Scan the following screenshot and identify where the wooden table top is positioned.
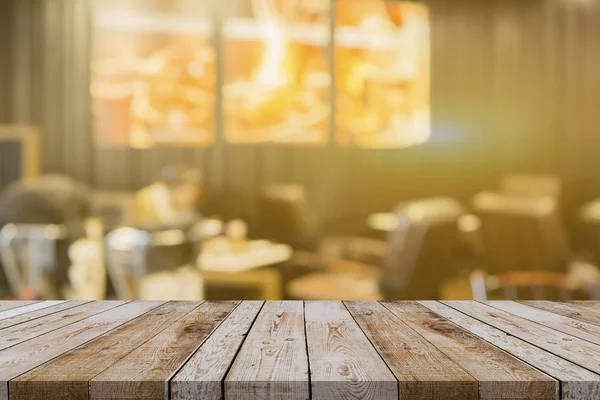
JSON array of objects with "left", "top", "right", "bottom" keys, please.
[{"left": 0, "top": 300, "right": 599, "bottom": 400}]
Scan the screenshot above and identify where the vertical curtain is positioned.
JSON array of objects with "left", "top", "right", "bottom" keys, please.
[{"left": 6, "top": 0, "right": 93, "bottom": 183}]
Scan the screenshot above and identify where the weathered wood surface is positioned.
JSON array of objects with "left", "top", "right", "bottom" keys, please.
[
  {"left": 522, "top": 301, "right": 600, "bottom": 326},
  {"left": 0, "top": 301, "right": 154, "bottom": 400},
  {"left": 171, "top": 301, "right": 264, "bottom": 400},
  {"left": 0, "top": 300, "right": 600, "bottom": 399},
  {"left": 224, "top": 301, "right": 310, "bottom": 400},
  {"left": 0, "top": 301, "right": 125, "bottom": 351},
  {"left": 0, "top": 301, "right": 38, "bottom": 314},
  {"left": 487, "top": 301, "right": 600, "bottom": 345},
  {"left": 443, "top": 301, "right": 600, "bottom": 375},
  {"left": 382, "top": 301, "right": 557, "bottom": 399},
  {"left": 305, "top": 301, "right": 397, "bottom": 400},
  {"left": 10, "top": 301, "right": 198, "bottom": 400},
  {"left": 345, "top": 301, "right": 478, "bottom": 400},
  {"left": 419, "top": 301, "right": 600, "bottom": 400},
  {"left": 90, "top": 301, "right": 238, "bottom": 400},
  {"left": 0, "top": 301, "right": 89, "bottom": 330}
]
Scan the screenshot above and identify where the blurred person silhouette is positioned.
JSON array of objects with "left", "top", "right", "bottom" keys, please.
[{"left": 127, "top": 165, "right": 204, "bottom": 229}]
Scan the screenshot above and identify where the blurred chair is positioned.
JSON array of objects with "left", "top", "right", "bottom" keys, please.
[
  {"left": 286, "top": 197, "right": 465, "bottom": 300},
  {"left": 105, "top": 225, "right": 205, "bottom": 300},
  {"left": 500, "top": 174, "right": 561, "bottom": 199},
  {"left": 256, "top": 185, "right": 320, "bottom": 252},
  {"left": 472, "top": 192, "right": 571, "bottom": 274},
  {"left": 378, "top": 197, "right": 465, "bottom": 299},
  {"left": 258, "top": 184, "right": 389, "bottom": 272},
  {"left": 0, "top": 223, "right": 67, "bottom": 299},
  {"left": 256, "top": 184, "right": 331, "bottom": 287},
  {"left": 470, "top": 269, "right": 570, "bottom": 300},
  {"left": 467, "top": 191, "right": 600, "bottom": 300},
  {"left": 104, "top": 227, "right": 150, "bottom": 300}
]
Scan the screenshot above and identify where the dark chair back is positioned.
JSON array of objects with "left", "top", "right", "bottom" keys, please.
[
  {"left": 379, "top": 197, "right": 464, "bottom": 299},
  {"left": 473, "top": 192, "right": 572, "bottom": 274},
  {"left": 257, "top": 185, "right": 320, "bottom": 251}
]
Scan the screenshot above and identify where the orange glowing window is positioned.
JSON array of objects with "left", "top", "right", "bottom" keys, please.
[
  {"left": 335, "top": 0, "right": 430, "bottom": 148},
  {"left": 91, "top": 0, "right": 215, "bottom": 148},
  {"left": 90, "top": 0, "right": 429, "bottom": 148},
  {"left": 223, "top": 0, "right": 331, "bottom": 145}
]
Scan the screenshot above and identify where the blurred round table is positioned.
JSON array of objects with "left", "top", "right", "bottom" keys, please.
[{"left": 197, "top": 238, "right": 292, "bottom": 300}]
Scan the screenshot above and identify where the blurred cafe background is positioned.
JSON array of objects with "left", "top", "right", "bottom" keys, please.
[{"left": 1, "top": 0, "right": 600, "bottom": 301}]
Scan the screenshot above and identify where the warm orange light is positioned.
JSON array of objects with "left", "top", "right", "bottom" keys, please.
[
  {"left": 335, "top": 0, "right": 429, "bottom": 148},
  {"left": 252, "top": 0, "right": 290, "bottom": 87}
]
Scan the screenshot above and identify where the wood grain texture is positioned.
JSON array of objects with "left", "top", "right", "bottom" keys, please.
[
  {"left": 0, "top": 301, "right": 66, "bottom": 322},
  {"left": 487, "top": 301, "right": 600, "bottom": 345},
  {"left": 0, "top": 301, "right": 159, "bottom": 400},
  {"left": 522, "top": 301, "right": 600, "bottom": 327},
  {"left": 567, "top": 301, "right": 600, "bottom": 306},
  {"left": 344, "top": 301, "right": 478, "bottom": 400},
  {"left": 382, "top": 301, "right": 557, "bottom": 399},
  {"left": 171, "top": 301, "right": 264, "bottom": 400},
  {"left": 0, "top": 301, "right": 89, "bottom": 331},
  {"left": 305, "top": 301, "right": 397, "bottom": 400},
  {"left": 0, "top": 301, "right": 38, "bottom": 314},
  {"left": 225, "top": 301, "right": 310, "bottom": 400},
  {"left": 90, "top": 301, "right": 238, "bottom": 400},
  {"left": 420, "top": 301, "right": 600, "bottom": 400},
  {"left": 0, "top": 301, "right": 120, "bottom": 351},
  {"left": 443, "top": 301, "right": 600, "bottom": 375},
  {"left": 10, "top": 301, "right": 200, "bottom": 400},
  {"left": 1, "top": 300, "right": 600, "bottom": 400},
  {"left": 383, "top": 302, "right": 559, "bottom": 399}
]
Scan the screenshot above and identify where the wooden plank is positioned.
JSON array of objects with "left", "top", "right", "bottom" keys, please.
[
  {"left": 523, "top": 301, "right": 600, "bottom": 327},
  {"left": 90, "top": 301, "right": 239, "bottom": 400},
  {"left": 0, "top": 301, "right": 65, "bottom": 319},
  {"left": 0, "top": 300, "right": 70, "bottom": 324},
  {"left": 0, "top": 301, "right": 89, "bottom": 330},
  {"left": 381, "top": 301, "right": 557, "bottom": 399},
  {"left": 344, "top": 301, "right": 478, "bottom": 400},
  {"left": 171, "top": 301, "right": 264, "bottom": 400},
  {"left": 420, "top": 301, "right": 600, "bottom": 400},
  {"left": 10, "top": 301, "right": 201, "bottom": 400},
  {"left": 443, "top": 301, "right": 600, "bottom": 375},
  {"left": 305, "top": 301, "right": 397, "bottom": 400},
  {"left": 0, "top": 301, "right": 160, "bottom": 400},
  {"left": 487, "top": 301, "right": 600, "bottom": 345},
  {"left": 0, "top": 301, "right": 127, "bottom": 351},
  {"left": 567, "top": 301, "right": 600, "bottom": 306},
  {"left": 225, "top": 301, "right": 310, "bottom": 400},
  {"left": 0, "top": 301, "right": 38, "bottom": 313}
]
